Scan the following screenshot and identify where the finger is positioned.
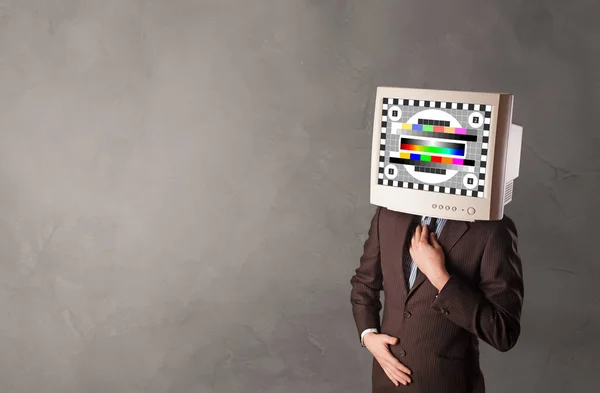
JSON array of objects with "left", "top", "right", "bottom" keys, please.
[
  {"left": 421, "top": 223, "right": 429, "bottom": 242},
  {"left": 390, "top": 368, "right": 411, "bottom": 385},
  {"left": 386, "top": 356, "right": 412, "bottom": 375},
  {"left": 378, "top": 334, "right": 392, "bottom": 345},
  {"left": 383, "top": 363, "right": 411, "bottom": 385},
  {"left": 414, "top": 225, "right": 421, "bottom": 239},
  {"left": 382, "top": 335, "right": 398, "bottom": 345},
  {"left": 382, "top": 364, "right": 409, "bottom": 386},
  {"left": 393, "top": 363, "right": 412, "bottom": 379},
  {"left": 380, "top": 351, "right": 409, "bottom": 374},
  {"left": 382, "top": 368, "right": 398, "bottom": 386},
  {"left": 381, "top": 366, "right": 399, "bottom": 387},
  {"left": 430, "top": 232, "right": 441, "bottom": 248}
]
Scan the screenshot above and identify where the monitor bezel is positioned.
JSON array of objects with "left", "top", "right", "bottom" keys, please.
[{"left": 370, "top": 86, "right": 511, "bottom": 221}]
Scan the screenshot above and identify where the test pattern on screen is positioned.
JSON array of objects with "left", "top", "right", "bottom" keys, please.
[{"left": 378, "top": 98, "right": 492, "bottom": 198}]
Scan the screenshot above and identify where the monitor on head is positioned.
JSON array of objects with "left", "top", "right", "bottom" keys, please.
[{"left": 370, "top": 87, "right": 522, "bottom": 221}]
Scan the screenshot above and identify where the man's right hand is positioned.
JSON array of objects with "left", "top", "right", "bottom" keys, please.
[{"left": 363, "top": 332, "right": 412, "bottom": 386}]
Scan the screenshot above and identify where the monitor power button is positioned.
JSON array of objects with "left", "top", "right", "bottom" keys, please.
[{"left": 467, "top": 207, "right": 476, "bottom": 215}]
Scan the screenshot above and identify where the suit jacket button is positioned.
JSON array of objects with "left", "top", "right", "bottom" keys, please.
[
  {"left": 404, "top": 311, "right": 411, "bottom": 319},
  {"left": 442, "top": 309, "right": 449, "bottom": 315},
  {"left": 398, "top": 349, "right": 406, "bottom": 356}
]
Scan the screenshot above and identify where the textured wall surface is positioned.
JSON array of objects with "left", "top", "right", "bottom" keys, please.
[{"left": 1, "top": 0, "right": 599, "bottom": 392}]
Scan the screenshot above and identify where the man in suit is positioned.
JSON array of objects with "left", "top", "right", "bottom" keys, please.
[{"left": 350, "top": 206, "right": 524, "bottom": 393}]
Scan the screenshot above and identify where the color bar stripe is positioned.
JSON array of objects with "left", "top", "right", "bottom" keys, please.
[
  {"left": 401, "top": 137, "right": 465, "bottom": 150},
  {"left": 400, "top": 144, "right": 463, "bottom": 156},
  {"left": 397, "top": 122, "right": 468, "bottom": 135}
]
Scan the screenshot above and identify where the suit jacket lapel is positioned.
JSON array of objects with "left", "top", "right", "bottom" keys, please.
[
  {"left": 407, "top": 219, "right": 470, "bottom": 298},
  {"left": 437, "top": 219, "right": 470, "bottom": 254}
]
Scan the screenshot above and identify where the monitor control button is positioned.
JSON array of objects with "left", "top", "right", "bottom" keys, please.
[
  {"left": 432, "top": 204, "right": 437, "bottom": 209},
  {"left": 445, "top": 205, "right": 450, "bottom": 210},
  {"left": 438, "top": 205, "right": 444, "bottom": 209},
  {"left": 452, "top": 206, "right": 457, "bottom": 211},
  {"left": 467, "top": 207, "right": 476, "bottom": 215}
]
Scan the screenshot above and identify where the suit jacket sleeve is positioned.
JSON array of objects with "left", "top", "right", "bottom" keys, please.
[
  {"left": 350, "top": 206, "right": 384, "bottom": 341},
  {"left": 431, "top": 215, "right": 524, "bottom": 352}
]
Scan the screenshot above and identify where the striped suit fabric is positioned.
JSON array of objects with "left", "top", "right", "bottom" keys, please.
[{"left": 350, "top": 207, "right": 524, "bottom": 393}]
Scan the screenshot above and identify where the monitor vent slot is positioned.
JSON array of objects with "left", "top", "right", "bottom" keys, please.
[{"left": 504, "top": 180, "right": 514, "bottom": 205}]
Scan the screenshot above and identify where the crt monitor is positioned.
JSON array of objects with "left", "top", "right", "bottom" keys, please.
[{"left": 370, "top": 86, "right": 522, "bottom": 221}]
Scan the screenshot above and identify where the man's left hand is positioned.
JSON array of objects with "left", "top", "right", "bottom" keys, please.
[{"left": 409, "top": 224, "right": 450, "bottom": 292}]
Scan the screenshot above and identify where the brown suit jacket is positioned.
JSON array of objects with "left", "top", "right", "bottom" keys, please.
[{"left": 350, "top": 207, "right": 524, "bottom": 393}]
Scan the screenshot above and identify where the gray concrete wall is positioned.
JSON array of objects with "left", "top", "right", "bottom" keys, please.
[{"left": 0, "top": 0, "right": 598, "bottom": 392}]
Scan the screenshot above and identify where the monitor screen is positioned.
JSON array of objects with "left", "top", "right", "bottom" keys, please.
[{"left": 378, "top": 97, "right": 492, "bottom": 198}]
